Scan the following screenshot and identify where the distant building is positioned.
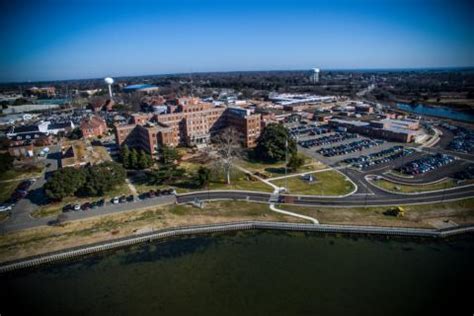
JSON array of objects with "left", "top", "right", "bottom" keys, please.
[
  {"left": 329, "top": 118, "right": 420, "bottom": 143},
  {"left": 80, "top": 115, "right": 108, "bottom": 138},
  {"left": 123, "top": 84, "right": 159, "bottom": 94},
  {"left": 26, "top": 86, "right": 56, "bottom": 97}
]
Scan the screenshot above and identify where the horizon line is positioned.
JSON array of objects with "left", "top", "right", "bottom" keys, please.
[{"left": 2, "top": 65, "right": 474, "bottom": 86}]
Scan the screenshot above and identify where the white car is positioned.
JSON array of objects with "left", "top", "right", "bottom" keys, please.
[
  {"left": 112, "top": 196, "right": 119, "bottom": 204},
  {"left": 73, "top": 204, "right": 81, "bottom": 211},
  {"left": 0, "top": 204, "right": 13, "bottom": 212}
]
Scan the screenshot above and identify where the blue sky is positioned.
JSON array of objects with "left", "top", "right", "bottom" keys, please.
[{"left": 1, "top": 0, "right": 473, "bottom": 82}]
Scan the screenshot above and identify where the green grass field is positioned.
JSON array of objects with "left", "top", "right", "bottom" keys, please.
[
  {"left": 372, "top": 178, "right": 472, "bottom": 193},
  {"left": 270, "top": 170, "right": 354, "bottom": 196},
  {"left": 236, "top": 155, "right": 325, "bottom": 179}
]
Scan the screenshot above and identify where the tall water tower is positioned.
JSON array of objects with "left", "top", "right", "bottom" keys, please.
[
  {"left": 104, "top": 77, "right": 114, "bottom": 99},
  {"left": 310, "top": 68, "right": 320, "bottom": 84}
]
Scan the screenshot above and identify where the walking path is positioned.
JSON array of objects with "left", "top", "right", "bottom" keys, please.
[
  {"left": 267, "top": 167, "right": 333, "bottom": 181},
  {"left": 269, "top": 203, "right": 319, "bottom": 224},
  {"left": 234, "top": 164, "right": 279, "bottom": 190}
]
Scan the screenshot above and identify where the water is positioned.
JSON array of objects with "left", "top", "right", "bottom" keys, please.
[
  {"left": 1, "top": 231, "right": 473, "bottom": 316},
  {"left": 396, "top": 103, "right": 474, "bottom": 122},
  {"left": 36, "top": 98, "right": 67, "bottom": 105}
]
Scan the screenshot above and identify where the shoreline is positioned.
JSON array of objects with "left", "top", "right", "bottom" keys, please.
[{"left": 1, "top": 220, "right": 473, "bottom": 274}]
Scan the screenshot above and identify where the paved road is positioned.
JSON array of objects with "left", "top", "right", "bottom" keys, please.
[
  {"left": 5, "top": 145, "right": 61, "bottom": 229},
  {"left": 0, "top": 195, "right": 176, "bottom": 233},
  {"left": 1, "top": 129, "right": 472, "bottom": 234}
]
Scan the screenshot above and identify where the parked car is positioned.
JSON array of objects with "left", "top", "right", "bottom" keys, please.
[
  {"left": 112, "top": 196, "right": 120, "bottom": 204},
  {"left": 73, "top": 204, "right": 81, "bottom": 211},
  {"left": 0, "top": 204, "right": 13, "bottom": 212},
  {"left": 62, "top": 204, "right": 73, "bottom": 212}
]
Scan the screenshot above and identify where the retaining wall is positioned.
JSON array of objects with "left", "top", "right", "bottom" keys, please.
[{"left": 1, "top": 221, "right": 473, "bottom": 273}]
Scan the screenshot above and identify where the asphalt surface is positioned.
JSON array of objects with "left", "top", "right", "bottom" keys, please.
[{"left": 1, "top": 129, "right": 473, "bottom": 234}]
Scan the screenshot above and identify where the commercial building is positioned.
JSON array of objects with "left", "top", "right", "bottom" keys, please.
[
  {"left": 115, "top": 97, "right": 261, "bottom": 155},
  {"left": 329, "top": 118, "right": 420, "bottom": 143},
  {"left": 122, "top": 84, "right": 159, "bottom": 94},
  {"left": 26, "top": 86, "right": 56, "bottom": 97}
]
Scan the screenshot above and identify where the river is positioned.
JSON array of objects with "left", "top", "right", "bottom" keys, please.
[
  {"left": 396, "top": 103, "right": 474, "bottom": 122},
  {"left": 1, "top": 231, "right": 473, "bottom": 316}
]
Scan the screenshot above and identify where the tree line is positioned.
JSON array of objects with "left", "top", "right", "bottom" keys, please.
[{"left": 44, "top": 162, "right": 126, "bottom": 200}]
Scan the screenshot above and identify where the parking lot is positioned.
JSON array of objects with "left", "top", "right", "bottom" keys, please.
[
  {"left": 296, "top": 129, "right": 405, "bottom": 166},
  {"left": 396, "top": 153, "right": 455, "bottom": 176},
  {"left": 341, "top": 146, "right": 417, "bottom": 171}
]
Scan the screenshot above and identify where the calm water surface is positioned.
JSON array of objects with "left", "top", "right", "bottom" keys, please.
[
  {"left": 396, "top": 103, "right": 474, "bottom": 122},
  {"left": 1, "top": 231, "right": 473, "bottom": 316}
]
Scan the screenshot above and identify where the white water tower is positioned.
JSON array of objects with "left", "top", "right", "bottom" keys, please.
[
  {"left": 311, "top": 68, "right": 320, "bottom": 83},
  {"left": 104, "top": 77, "right": 114, "bottom": 99}
]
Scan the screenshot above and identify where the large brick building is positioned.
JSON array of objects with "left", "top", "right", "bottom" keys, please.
[
  {"left": 115, "top": 97, "right": 261, "bottom": 155},
  {"left": 80, "top": 115, "right": 108, "bottom": 138}
]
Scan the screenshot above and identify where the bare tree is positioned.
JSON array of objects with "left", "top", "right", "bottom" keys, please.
[
  {"left": 121, "top": 92, "right": 143, "bottom": 112},
  {"left": 214, "top": 127, "right": 241, "bottom": 185}
]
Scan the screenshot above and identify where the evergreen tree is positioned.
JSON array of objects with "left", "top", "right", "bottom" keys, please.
[
  {"left": 287, "top": 153, "right": 305, "bottom": 171},
  {"left": 44, "top": 167, "right": 86, "bottom": 200},
  {"left": 160, "top": 146, "right": 181, "bottom": 165},
  {"left": 121, "top": 145, "right": 130, "bottom": 168},
  {"left": 195, "top": 166, "right": 211, "bottom": 188},
  {"left": 254, "top": 123, "right": 296, "bottom": 162},
  {"left": 129, "top": 149, "right": 138, "bottom": 169},
  {"left": 138, "top": 150, "right": 152, "bottom": 169}
]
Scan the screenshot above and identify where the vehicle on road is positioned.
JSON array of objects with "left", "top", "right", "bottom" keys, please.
[
  {"left": 0, "top": 204, "right": 13, "bottom": 212},
  {"left": 112, "top": 196, "right": 120, "bottom": 204}
]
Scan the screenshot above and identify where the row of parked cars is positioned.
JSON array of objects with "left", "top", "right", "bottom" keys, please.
[
  {"left": 343, "top": 146, "right": 414, "bottom": 170},
  {"left": 446, "top": 126, "right": 474, "bottom": 154},
  {"left": 62, "top": 188, "right": 177, "bottom": 213},
  {"left": 298, "top": 132, "right": 358, "bottom": 149},
  {"left": 396, "top": 153, "right": 454, "bottom": 175},
  {"left": 454, "top": 164, "right": 474, "bottom": 181},
  {"left": 289, "top": 124, "right": 331, "bottom": 137},
  {"left": 0, "top": 179, "right": 36, "bottom": 212},
  {"left": 318, "top": 139, "right": 384, "bottom": 157}
]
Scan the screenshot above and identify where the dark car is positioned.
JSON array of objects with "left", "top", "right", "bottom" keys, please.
[
  {"left": 119, "top": 195, "right": 127, "bottom": 203},
  {"left": 62, "top": 204, "right": 73, "bottom": 212},
  {"left": 126, "top": 195, "right": 135, "bottom": 202},
  {"left": 81, "top": 202, "right": 92, "bottom": 210},
  {"left": 97, "top": 199, "right": 105, "bottom": 207},
  {"left": 17, "top": 180, "right": 33, "bottom": 191}
]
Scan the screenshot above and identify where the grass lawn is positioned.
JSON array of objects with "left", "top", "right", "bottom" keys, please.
[
  {"left": 208, "top": 177, "right": 273, "bottom": 192},
  {"left": 270, "top": 170, "right": 354, "bottom": 196},
  {"left": 131, "top": 164, "right": 274, "bottom": 194},
  {"left": 0, "top": 167, "right": 43, "bottom": 182},
  {"left": 372, "top": 178, "right": 472, "bottom": 193},
  {"left": 237, "top": 155, "right": 325, "bottom": 178},
  {"left": 279, "top": 198, "right": 474, "bottom": 228},
  {"left": 0, "top": 180, "right": 22, "bottom": 203},
  {"left": 31, "top": 183, "right": 133, "bottom": 218},
  {"left": 0, "top": 200, "right": 296, "bottom": 263}
]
